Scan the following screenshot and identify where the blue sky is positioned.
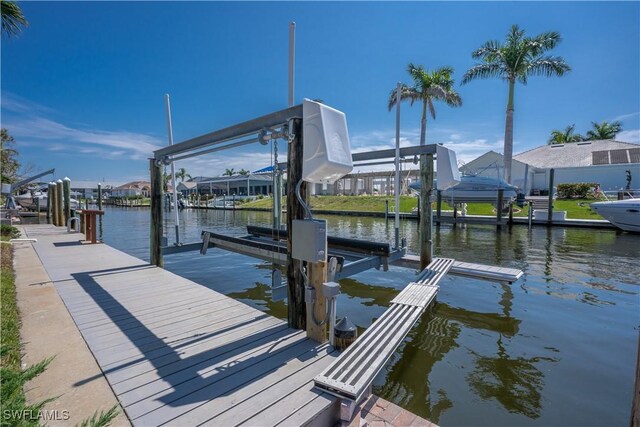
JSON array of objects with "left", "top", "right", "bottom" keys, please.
[{"left": 2, "top": 1, "right": 639, "bottom": 182}]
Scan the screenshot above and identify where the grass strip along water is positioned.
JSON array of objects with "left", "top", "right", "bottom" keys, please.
[
  {"left": 239, "top": 195, "right": 605, "bottom": 220},
  {"left": 0, "top": 225, "right": 119, "bottom": 427}
]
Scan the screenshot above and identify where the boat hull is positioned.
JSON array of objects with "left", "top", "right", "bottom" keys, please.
[
  {"left": 590, "top": 199, "right": 640, "bottom": 232},
  {"left": 410, "top": 176, "right": 518, "bottom": 204},
  {"left": 16, "top": 195, "right": 79, "bottom": 212}
]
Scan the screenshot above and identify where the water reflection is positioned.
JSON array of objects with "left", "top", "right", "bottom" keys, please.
[
  {"left": 226, "top": 282, "right": 288, "bottom": 320},
  {"left": 98, "top": 207, "right": 639, "bottom": 427},
  {"left": 375, "top": 307, "right": 459, "bottom": 423},
  {"left": 467, "top": 337, "right": 558, "bottom": 419}
]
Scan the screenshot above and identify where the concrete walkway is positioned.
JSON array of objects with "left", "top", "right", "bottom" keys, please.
[{"left": 13, "top": 226, "right": 130, "bottom": 426}]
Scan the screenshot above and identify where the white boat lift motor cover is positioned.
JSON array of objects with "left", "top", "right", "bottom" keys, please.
[
  {"left": 302, "top": 99, "right": 353, "bottom": 184},
  {"left": 436, "top": 145, "right": 460, "bottom": 190}
]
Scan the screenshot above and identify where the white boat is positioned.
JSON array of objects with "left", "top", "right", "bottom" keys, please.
[
  {"left": 16, "top": 192, "right": 79, "bottom": 212},
  {"left": 590, "top": 198, "right": 640, "bottom": 232},
  {"left": 409, "top": 175, "right": 518, "bottom": 203}
]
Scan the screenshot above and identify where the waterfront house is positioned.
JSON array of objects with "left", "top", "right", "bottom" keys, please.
[
  {"left": 461, "top": 140, "right": 640, "bottom": 194},
  {"left": 112, "top": 181, "right": 152, "bottom": 197},
  {"left": 70, "top": 181, "right": 125, "bottom": 199}
]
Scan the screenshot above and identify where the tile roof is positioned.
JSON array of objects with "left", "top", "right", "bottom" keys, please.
[{"left": 514, "top": 140, "right": 640, "bottom": 168}]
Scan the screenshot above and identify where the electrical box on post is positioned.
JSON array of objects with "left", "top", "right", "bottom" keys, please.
[
  {"left": 292, "top": 219, "right": 327, "bottom": 263},
  {"left": 302, "top": 99, "right": 353, "bottom": 184}
]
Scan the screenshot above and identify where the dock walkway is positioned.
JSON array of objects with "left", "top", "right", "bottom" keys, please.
[{"left": 21, "top": 225, "right": 339, "bottom": 426}]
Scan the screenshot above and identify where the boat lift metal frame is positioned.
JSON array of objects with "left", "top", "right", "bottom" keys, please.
[{"left": 153, "top": 104, "right": 522, "bottom": 285}]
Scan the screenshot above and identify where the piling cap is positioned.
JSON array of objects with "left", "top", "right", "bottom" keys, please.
[{"left": 334, "top": 316, "right": 357, "bottom": 338}]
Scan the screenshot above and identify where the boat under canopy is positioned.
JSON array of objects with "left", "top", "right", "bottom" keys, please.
[{"left": 410, "top": 175, "right": 518, "bottom": 203}]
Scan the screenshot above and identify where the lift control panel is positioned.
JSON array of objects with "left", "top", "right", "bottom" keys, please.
[{"left": 292, "top": 219, "right": 327, "bottom": 263}]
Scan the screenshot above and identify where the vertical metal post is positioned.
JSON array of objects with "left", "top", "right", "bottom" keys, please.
[
  {"left": 288, "top": 21, "right": 296, "bottom": 107},
  {"left": 547, "top": 168, "right": 555, "bottom": 224},
  {"left": 97, "top": 183, "right": 103, "bottom": 241},
  {"left": 436, "top": 190, "right": 442, "bottom": 222},
  {"left": 394, "top": 83, "right": 401, "bottom": 249},
  {"left": 150, "top": 159, "right": 164, "bottom": 267},
  {"left": 165, "top": 94, "right": 180, "bottom": 245}
]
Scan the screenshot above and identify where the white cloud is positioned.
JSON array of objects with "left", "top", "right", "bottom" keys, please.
[
  {"left": 612, "top": 112, "right": 640, "bottom": 123},
  {"left": 1, "top": 92, "right": 54, "bottom": 115},
  {"left": 617, "top": 129, "right": 640, "bottom": 144},
  {"left": 2, "top": 94, "right": 163, "bottom": 160}
]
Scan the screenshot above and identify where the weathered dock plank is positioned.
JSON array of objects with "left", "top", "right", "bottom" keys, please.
[{"left": 22, "top": 225, "right": 338, "bottom": 426}]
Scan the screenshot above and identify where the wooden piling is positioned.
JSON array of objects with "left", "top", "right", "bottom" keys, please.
[
  {"left": 307, "top": 261, "right": 328, "bottom": 343},
  {"left": 56, "top": 180, "right": 64, "bottom": 226},
  {"left": 419, "top": 153, "right": 434, "bottom": 269},
  {"left": 63, "top": 177, "right": 71, "bottom": 225},
  {"left": 436, "top": 190, "right": 442, "bottom": 222},
  {"left": 46, "top": 182, "right": 53, "bottom": 222},
  {"left": 50, "top": 182, "right": 58, "bottom": 226},
  {"left": 547, "top": 168, "right": 555, "bottom": 224},
  {"left": 286, "top": 118, "right": 307, "bottom": 330},
  {"left": 497, "top": 188, "right": 504, "bottom": 230},
  {"left": 150, "top": 158, "right": 164, "bottom": 267}
]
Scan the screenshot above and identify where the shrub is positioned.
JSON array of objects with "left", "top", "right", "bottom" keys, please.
[
  {"left": 0, "top": 225, "right": 20, "bottom": 239},
  {"left": 557, "top": 183, "right": 597, "bottom": 199}
]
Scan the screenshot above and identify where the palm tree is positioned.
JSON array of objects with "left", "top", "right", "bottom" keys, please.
[
  {"left": 462, "top": 25, "right": 571, "bottom": 183},
  {"left": 388, "top": 64, "right": 461, "bottom": 269},
  {"left": 1, "top": 1, "right": 28, "bottom": 38},
  {"left": 176, "top": 167, "right": 191, "bottom": 182},
  {"left": 548, "top": 124, "right": 583, "bottom": 145},
  {"left": 586, "top": 120, "right": 622, "bottom": 140},
  {"left": 238, "top": 169, "right": 250, "bottom": 176},
  {"left": 223, "top": 168, "right": 235, "bottom": 176},
  {"left": 388, "top": 63, "right": 462, "bottom": 146}
]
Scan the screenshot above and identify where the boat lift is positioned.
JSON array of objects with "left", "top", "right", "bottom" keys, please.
[
  {"left": 2, "top": 168, "right": 55, "bottom": 210},
  {"left": 150, "top": 100, "right": 522, "bottom": 332}
]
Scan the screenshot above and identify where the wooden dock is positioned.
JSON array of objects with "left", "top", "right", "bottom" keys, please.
[{"left": 21, "top": 224, "right": 339, "bottom": 426}]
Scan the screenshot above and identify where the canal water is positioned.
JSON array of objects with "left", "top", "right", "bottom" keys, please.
[{"left": 100, "top": 206, "right": 638, "bottom": 426}]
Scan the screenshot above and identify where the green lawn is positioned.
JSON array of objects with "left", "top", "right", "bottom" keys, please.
[
  {"left": 242, "top": 195, "right": 418, "bottom": 212},
  {"left": 241, "top": 195, "right": 605, "bottom": 220}
]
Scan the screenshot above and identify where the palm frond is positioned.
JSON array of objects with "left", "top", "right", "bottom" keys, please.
[
  {"left": 471, "top": 40, "right": 501, "bottom": 59},
  {"left": 1, "top": 1, "right": 28, "bottom": 38},
  {"left": 527, "top": 31, "right": 562, "bottom": 56},
  {"left": 387, "top": 84, "right": 418, "bottom": 111},
  {"left": 461, "top": 63, "right": 504, "bottom": 84},
  {"left": 527, "top": 56, "right": 571, "bottom": 78}
]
